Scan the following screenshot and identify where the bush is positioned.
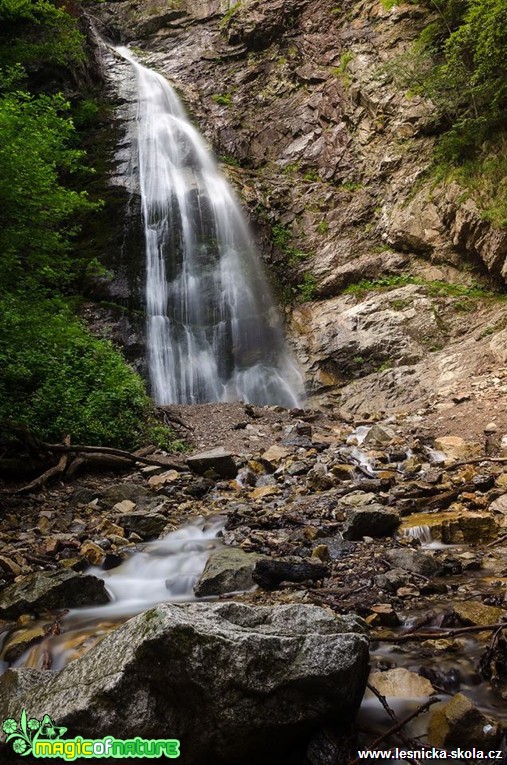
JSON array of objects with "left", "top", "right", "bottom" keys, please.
[{"left": 0, "top": 296, "right": 151, "bottom": 448}]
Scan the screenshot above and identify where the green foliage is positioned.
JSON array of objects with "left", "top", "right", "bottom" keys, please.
[
  {"left": 220, "top": 2, "right": 241, "bottom": 29},
  {"left": 297, "top": 273, "right": 318, "bottom": 302},
  {"left": 211, "top": 93, "right": 232, "bottom": 107},
  {"left": 343, "top": 274, "right": 504, "bottom": 300},
  {"left": 0, "top": 0, "right": 85, "bottom": 68},
  {"left": 146, "top": 424, "right": 188, "bottom": 453},
  {"left": 220, "top": 154, "right": 240, "bottom": 167},
  {"left": 316, "top": 220, "right": 329, "bottom": 234},
  {"left": 0, "top": 0, "right": 156, "bottom": 450},
  {"left": 302, "top": 169, "right": 319, "bottom": 182},
  {"left": 0, "top": 296, "right": 151, "bottom": 448},
  {"left": 0, "top": 86, "right": 98, "bottom": 291},
  {"left": 384, "top": 0, "right": 507, "bottom": 226},
  {"left": 271, "top": 223, "right": 309, "bottom": 266}
]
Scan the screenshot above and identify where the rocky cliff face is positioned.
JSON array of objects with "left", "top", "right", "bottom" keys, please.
[{"left": 86, "top": 0, "right": 507, "bottom": 426}]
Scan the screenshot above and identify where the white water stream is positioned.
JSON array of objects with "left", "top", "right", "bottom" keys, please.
[
  {"left": 1, "top": 517, "right": 225, "bottom": 673},
  {"left": 117, "top": 47, "right": 303, "bottom": 407}
]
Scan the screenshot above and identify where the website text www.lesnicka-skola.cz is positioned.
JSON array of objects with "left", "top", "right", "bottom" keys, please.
[{"left": 356, "top": 747, "right": 504, "bottom": 760}]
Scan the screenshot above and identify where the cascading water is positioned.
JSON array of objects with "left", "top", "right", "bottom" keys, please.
[
  {"left": 117, "top": 47, "right": 303, "bottom": 407},
  {"left": 0, "top": 517, "right": 225, "bottom": 674}
]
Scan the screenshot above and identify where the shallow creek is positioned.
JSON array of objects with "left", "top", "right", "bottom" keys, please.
[{"left": 1, "top": 428, "right": 506, "bottom": 750}]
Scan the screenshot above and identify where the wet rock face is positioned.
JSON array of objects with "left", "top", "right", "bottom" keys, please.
[
  {"left": 0, "top": 602, "right": 369, "bottom": 765},
  {"left": 0, "top": 571, "right": 109, "bottom": 620},
  {"left": 84, "top": 0, "right": 507, "bottom": 416}
]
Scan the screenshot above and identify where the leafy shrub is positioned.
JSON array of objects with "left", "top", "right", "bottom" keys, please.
[{"left": 0, "top": 296, "right": 151, "bottom": 448}]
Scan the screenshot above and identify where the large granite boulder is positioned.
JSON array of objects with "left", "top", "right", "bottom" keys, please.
[
  {"left": 0, "top": 602, "right": 369, "bottom": 764},
  {"left": 194, "top": 547, "right": 265, "bottom": 596}
]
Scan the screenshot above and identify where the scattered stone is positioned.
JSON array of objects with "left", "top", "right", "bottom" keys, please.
[
  {"left": 428, "top": 693, "right": 502, "bottom": 748},
  {"left": 342, "top": 505, "right": 400, "bottom": 540},
  {"left": 96, "top": 519, "right": 125, "bottom": 538},
  {"left": 260, "top": 444, "right": 290, "bottom": 469},
  {"left": 384, "top": 548, "right": 441, "bottom": 577},
  {"left": 80, "top": 540, "right": 106, "bottom": 566},
  {"left": 187, "top": 447, "right": 237, "bottom": 478},
  {"left": 433, "top": 436, "right": 470, "bottom": 461},
  {"left": 0, "top": 603, "right": 369, "bottom": 765},
  {"left": 194, "top": 548, "right": 265, "bottom": 597},
  {"left": 0, "top": 555, "right": 22, "bottom": 577},
  {"left": 367, "top": 668, "right": 435, "bottom": 699},
  {"left": 374, "top": 568, "right": 411, "bottom": 593},
  {"left": 363, "top": 424, "right": 396, "bottom": 446},
  {"left": 116, "top": 511, "right": 167, "bottom": 540},
  {"left": 312, "top": 544, "right": 330, "bottom": 562},
  {"left": 2, "top": 624, "right": 47, "bottom": 662},
  {"left": 366, "top": 604, "right": 400, "bottom": 628},
  {"left": 0, "top": 570, "right": 109, "bottom": 619},
  {"left": 102, "top": 483, "right": 150, "bottom": 506},
  {"left": 249, "top": 485, "right": 280, "bottom": 500},
  {"left": 112, "top": 499, "right": 136, "bottom": 514},
  {"left": 147, "top": 469, "right": 179, "bottom": 488},
  {"left": 452, "top": 601, "right": 505, "bottom": 627}
]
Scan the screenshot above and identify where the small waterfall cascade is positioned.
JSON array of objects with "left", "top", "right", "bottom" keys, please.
[
  {"left": 0, "top": 518, "right": 225, "bottom": 674},
  {"left": 117, "top": 47, "right": 303, "bottom": 407}
]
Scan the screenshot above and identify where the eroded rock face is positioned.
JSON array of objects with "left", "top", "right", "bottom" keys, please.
[
  {"left": 0, "top": 602, "right": 369, "bottom": 765},
  {"left": 84, "top": 0, "right": 507, "bottom": 417}
]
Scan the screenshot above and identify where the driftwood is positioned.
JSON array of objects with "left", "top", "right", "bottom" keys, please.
[
  {"left": 42, "top": 442, "right": 185, "bottom": 470},
  {"left": 252, "top": 559, "right": 329, "bottom": 590},
  {"left": 372, "top": 621, "right": 507, "bottom": 643},
  {"left": 4, "top": 437, "right": 71, "bottom": 495},
  {"left": 347, "top": 698, "right": 439, "bottom": 765},
  {"left": 2, "top": 440, "right": 185, "bottom": 495}
]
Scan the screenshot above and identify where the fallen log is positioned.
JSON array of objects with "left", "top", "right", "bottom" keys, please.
[{"left": 41, "top": 442, "right": 185, "bottom": 470}]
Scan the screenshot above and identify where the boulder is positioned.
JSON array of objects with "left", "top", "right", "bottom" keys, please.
[
  {"left": 384, "top": 548, "right": 441, "bottom": 577},
  {"left": 194, "top": 547, "right": 264, "bottom": 597},
  {"left": 433, "top": 436, "right": 469, "bottom": 461},
  {"left": 452, "top": 601, "right": 505, "bottom": 627},
  {"left": 116, "top": 510, "right": 167, "bottom": 539},
  {"left": 0, "top": 570, "right": 109, "bottom": 619},
  {"left": 363, "top": 424, "right": 396, "bottom": 447},
  {"left": 367, "top": 668, "right": 435, "bottom": 699},
  {"left": 0, "top": 603, "right": 369, "bottom": 765},
  {"left": 187, "top": 447, "right": 237, "bottom": 478},
  {"left": 342, "top": 504, "right": 400, "bottom": 540},
  {"left": 428, "top": 693, "right": 502, "bottom": 749},
  {"left": 102, "top": 482, "right": 150, "bottom": 506}
]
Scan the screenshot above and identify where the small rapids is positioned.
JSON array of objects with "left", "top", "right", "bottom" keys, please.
[{"left": 0, "top": 517, "right": 225, "bottom": 674}]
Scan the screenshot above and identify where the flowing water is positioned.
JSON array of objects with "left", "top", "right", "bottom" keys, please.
[
  {"left": 0, "top": 517, "right": 225, "bottom": 674},
  {"left": 117, "top": 47, "right": 303, "bottom": 407}
]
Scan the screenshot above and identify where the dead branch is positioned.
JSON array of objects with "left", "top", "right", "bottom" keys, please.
[
  {"left": 486, "top": 534, "right": 507, "bottom": 549},
  {"left": 41, "top": 442, "right": 185, "bottom": 470},
  {"left": 347, "top": 698, "right": 439, "bottom": 765},
  {"left": 447, "top": 457, "right": 507, "bottom": 469},
  {"left": 372, "top": 621, "right": 507, "bottom": 643},
  {"left": 5, "top": 436, "right": 71, "bottom": 495},
  {"left": 156, "top": 407, "right": 194, "bottom": 432}
]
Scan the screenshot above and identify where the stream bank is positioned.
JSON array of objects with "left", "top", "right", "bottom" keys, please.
[{"left": 1, "top": 403, "right": 507, "bottom": 762}]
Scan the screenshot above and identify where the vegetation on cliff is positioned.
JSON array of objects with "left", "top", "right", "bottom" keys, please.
[
  {"left": 405, "top": 0, "right": 507, "bottom": 225},
  {"left": 0, "top": 0, "right": 154, "bottom": 450}
]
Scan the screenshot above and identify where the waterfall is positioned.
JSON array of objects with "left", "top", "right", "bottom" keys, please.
[{"left": 116, "top": 47, "right": 303, "bottom": 407}]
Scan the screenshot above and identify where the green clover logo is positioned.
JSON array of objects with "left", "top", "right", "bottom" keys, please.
[{"left": 1, "top": 709, "right": 65, "bottom": 758}]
